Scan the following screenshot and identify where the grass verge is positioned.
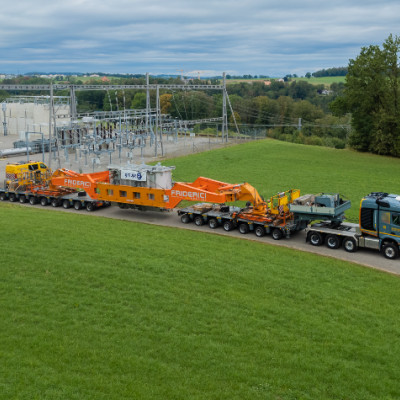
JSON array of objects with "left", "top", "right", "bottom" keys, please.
[{"left": 1, "top": 203, "right": 400, "bottom": 399}]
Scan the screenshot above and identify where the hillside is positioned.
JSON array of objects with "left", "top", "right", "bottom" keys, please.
[{"left": 167, "top": 139, "right": 400, "bottom": 222}]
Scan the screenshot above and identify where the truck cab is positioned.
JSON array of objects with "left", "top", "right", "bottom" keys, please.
[
  {"left": 5, "top": 161, "right": 50, "bottom": 187},
  {"left": 359, "top": 192, "right": 400, "bottom": 259}
]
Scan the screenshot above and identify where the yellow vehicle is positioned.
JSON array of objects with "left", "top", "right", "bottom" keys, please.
[{"left": 5, "top": 161, "right": 51, "bottom": 187}]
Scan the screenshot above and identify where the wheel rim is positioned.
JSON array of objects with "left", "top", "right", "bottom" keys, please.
[
  {"left": 345, "top": 240, "right": 354, "bottom": 251},
  {"left": 327, "top": 237, "right": 337, "bottom": 247},
  {"left": 255, "top": 227, "right": 264, "bottom": 237},
  {"left": 310, "top": 234, "right": 320, "bottom": 245},
  {"left": 223, "top": 222, "right": 231, "bottom": 231},
  {"left": 385, "top": 246, "right": 395, "bottom": 258}
]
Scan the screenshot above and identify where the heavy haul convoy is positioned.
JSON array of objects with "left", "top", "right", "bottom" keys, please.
[{"left": 1, "top": 161, "right": 400, "bottom": 260}]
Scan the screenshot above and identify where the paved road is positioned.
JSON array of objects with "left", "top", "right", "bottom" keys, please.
[{"left": 21, "top": 202, "right": 400, "bottom": 276}]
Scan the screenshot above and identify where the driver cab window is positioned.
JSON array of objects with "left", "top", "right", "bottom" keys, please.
[{"left": 392, "top": 213, "right": 400, "bottom": 226}]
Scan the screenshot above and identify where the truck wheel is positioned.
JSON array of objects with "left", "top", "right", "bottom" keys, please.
[
  {"left": 86, "top": 202, "right": 95, "bottom": 212},
  {"left": 180, "top": 213, "right": 190, "bottom": 224},
  {"left": 272, "top": 228, "right": 283, "bottom": 240},
  {"left": 74, "top": 201, "right": 82, "bottom": 210},
  {"left": 208, "top": 218, "right": 218, "bottom": 229},
  {"left": 382, "top": 243, "right": 399, "bottom": 260},
  {"left": 194, "top": 216, "right": 204, "bottom": 226},
  {"left": 40, "top": 197, "right": 48, "bottom": 206},
  {"left": 0, "top": 192, "right": 6, "bottom": 201},
  {"left": 9, "top": 193, "right": 16, "bottom": 202},
  {"left": 238, "top": 223, "right": 249, "bottom": 234},
  {"left": 326, "top": 234, "right": 340, "bottom": 249},
  {"left": 223, "top": 220, "right": 234, "bottom": 231},
  {"left": 309, "top": 231, "right": 323, "bottom": 246},
  {"left": 19, "top": 195, "right": 26, "bottom": 203},
  {"left": 62, "top": 199, "right": 71, "bottom": 209},
  {"left": 254, "top": 225, "right": 265, "bottom": 237},
  {"left": 51, "top": 198, "right": 60, "bottom": 207},
  {"left": 343, "top": 237, "right": 357, "bottom": 253},
  {"left": 29, "top": 196, "right": 37, "bottom": 205}
]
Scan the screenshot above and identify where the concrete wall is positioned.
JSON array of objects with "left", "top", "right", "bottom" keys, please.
[{"left": 0, "top": 102, "right": 70, "bottom": 138}]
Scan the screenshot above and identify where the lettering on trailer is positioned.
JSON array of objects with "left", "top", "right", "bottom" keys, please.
[
  {"left": 171, "top": 190, "right": 207, "bottom": 201},
  {"left": 64, "top": 178, "right": 91, "bottom": 189},
  {"left": 121, "top": 169, "right": 147, "bottom": 182}
]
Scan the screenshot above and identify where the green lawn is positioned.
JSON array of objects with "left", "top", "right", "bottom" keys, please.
[
  {"left": 167, "top": 139, "right": 400, "bottom": 221},
  {"left": 1, "top": 203, "right": 400, "bottom": 400}
]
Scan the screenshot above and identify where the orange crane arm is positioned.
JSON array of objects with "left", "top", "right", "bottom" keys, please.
[{"left": 50, "top": 168, "right": 110, "bottom": 199}]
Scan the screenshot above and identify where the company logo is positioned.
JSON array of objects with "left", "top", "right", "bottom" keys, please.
[
  {"left": 171, "top": 190, "right": 206, "bottom": 200},
  {"left": 64, "top": 179, "right": 91, "bottom": 189}
]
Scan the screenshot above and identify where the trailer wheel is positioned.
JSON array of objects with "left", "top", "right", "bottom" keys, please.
[
  {"left": 208, "top": 218, "right": 218, "bottom": 229},
  {"left": 343, "top": 237, "right": 357, "bottom": 253},
  {"left": 194, "top": 216, "right": 204, "bottom": 226},
  {"left": 62, "top": 199, "right": 71, "bottom": 209},
  {"left": 309, "top": 231, "right": 323, "bottom": 246},
  {"left": 29, "top": 196, "right": 37, "bottom": 205},
  {"left": 19, "top": 195, "right": 26, "bottom": 203},
  {"left": 254, "top": 225, "right": 265, "bottom": 237},
  {"left": 9, "top": 193, "right": 16, "bottom": 202},
  {"left": 238, "top": 223, "right": 249, "bottom": 234},
  {"left": 272, "top": 228, "right": 283, "bottom": 240},
  {"left": 86, "top": 202, "right": 95, "bottom": 212},
  {"left": 74, "top": 201, "right": 82, "bottom": 210},
  {"left": 40, "top": 197, "right": 48, "bottom": 206},
  {"left": 382, "top": 243, "right": 399, "bottom": 260},
  {"left": 223, "top": 220, "right": 234, "bottom": 231},
  {"left": 180, "top": 213, "right": 190, "bottom": 224},
  {"left": 326, "top": 234, "right": 340, "bottom": 249},
  {"left": 51, "top": 198, "right": 60, "bottom": 207},
  {"left": 0, "top": 192, "right": 6, "bottom": 201}
]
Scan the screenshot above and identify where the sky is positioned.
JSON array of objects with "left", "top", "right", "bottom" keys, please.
[{"left": 0, "top": 0, "right": 399, "bottom": 77}]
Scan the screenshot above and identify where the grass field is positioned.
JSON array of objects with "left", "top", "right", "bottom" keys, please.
[
  {"left": 1, "top": 203, "right": 400, "bottom": 400},
  {"left": 167, "top": 139, "right": 400, "bottom": 221}
]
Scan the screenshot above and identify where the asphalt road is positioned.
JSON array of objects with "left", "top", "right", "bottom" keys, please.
[{"left": 20, "top": 202, "right": 400, "bottom": 276}]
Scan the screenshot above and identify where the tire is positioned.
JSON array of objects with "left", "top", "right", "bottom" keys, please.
[
  {"left": 343, "top": 237, "right": 357, "bottom": 253},
  {"left": 309, "top": 231, "right": 323, "bottom": 246},
  {"left": 180, "top": 213, "right": 190, "bottom": 224},
  {"left": 272, "top": 228, "right": 283, "bottom": 240},
  {"left": 74, "top": 201, "right": 82, "bottom": 210},
  {"left": 51, "top": 198, "right": 60, "bottom": 207},
  {"left": 29, "top": 196, "right": 37, "bottom": 205},
  {"left": 40, "top": 197, "right": 48, "bottom": 206},
  {"left": 86, "top": 202, "right": 95, "bottom": 212},
  {"left": 194, "top": 215, "right": 204, "bottom": 226},
  {"left": 63, "top": 199, "right": 71, "bottom": 209},
  {"left": 19, "top": 195, "right": 26, "bottom": 203},
  {"left": 238, "top": 223, "right": 249, "bottom": 234},
  {"left": 208, "top": 218, "right": 218, "bottom": 229},
  {"left": 9, "top": 193, "right": 16, "bottom": 202},
  {"left": 0, "top": 192, "right": 6, "bottom": 201},
  {"left": 254, "top": 225, "right": 265, "bottom": 237},
  {"left": 382, "top": 243, "right": 399, "bottom": 260},
  {"left": 223, "top": 220, "right": 234, "bottom": 231},
  {"left": 326, "top": 234, "right": 340, "bottom": 249}
]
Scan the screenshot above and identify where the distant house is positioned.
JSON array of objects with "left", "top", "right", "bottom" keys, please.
[
  {"left": 264, "top": 80, "right": 271, "bottom": 86},
  {"left": 101, "top": 76, "right": 110, "bottom": 82}
]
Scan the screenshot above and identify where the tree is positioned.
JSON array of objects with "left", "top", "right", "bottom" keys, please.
[{"left": 331, "top": 34, "right": 400, "bottom": 156}]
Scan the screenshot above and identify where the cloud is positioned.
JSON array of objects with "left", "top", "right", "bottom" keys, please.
[{"left": 0, "top": 0, "right": 398, "bottom": 76}]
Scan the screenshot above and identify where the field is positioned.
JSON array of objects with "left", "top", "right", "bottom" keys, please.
[
  {"left": 225, "top": 76, "right": 345, "bottom": 86},
  {"left": 2, "top": 139, "right": 400, "bottom": 399},
  {"left": 168, "top": 139, "right": 400, "bottom": 221}
]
